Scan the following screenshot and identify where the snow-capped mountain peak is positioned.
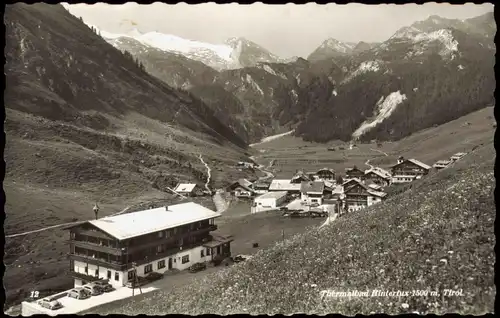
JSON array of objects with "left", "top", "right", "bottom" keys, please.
[{"left": 321, "top": 38, "right": 355, "bottom": 54}]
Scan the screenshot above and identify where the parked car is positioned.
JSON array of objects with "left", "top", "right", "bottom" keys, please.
[
  {"left": 37, "top": 298, "right": 63, "bottom": 310},
  {"left": 125, "top": 276, "right": 148, "bottom": 288},
  {"left": 82, "top": 283, "right": 103, "bottom": 296},
  {"left": 211, "top": 255, "right": 226, "bottom": 266},
  {"left": 232, "top": 255, "right": 247, "bottom": 263},
  {"left": 189, "top": 262, "right": 207, "bottom": 273},
  {"left": 67, "top": 288, "right": 91, "bottom": 300},
  {"left": 93, "top": 279, "right": 115, "bottom": 292},
  {"left": 144, "top": 272, "right": 164, "bottom": 282}
]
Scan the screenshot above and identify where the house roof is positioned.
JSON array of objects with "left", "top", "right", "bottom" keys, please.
[
  {"left": 316, "top": 168, "right": 335, "bottom": 174},
  {"left": 291, "top": 171, "right": 310, "bottom": 181},
  {"left": 392, "top": 158, "right": 431, "bottom": 170},
  {"left": 345, "top": 167, "right": 363, "bottom": 172},
  {"left": 238, "top": 178, "right": 253, "bottom": 188},
  {"left": 228, "top": 178, "right": 254, "bottom": 191},
  {"left": 323, "top": 180, "right": 336, "bottom": 188},
  {"left": 252, "top": 182, "right": 270, "bottom": 188},
  {"left": 367, "top": 183, "right": 383, "bottom": 190},
  {"left": 269, "top": 179, "right": 302, "bottom": 191},
  {"left": 174, "top": 183, "right": 197, "bottom": 193},
  {"left": 367, "top": 189, "right": 387, "bottom": 198},
  {"left": 300, "top": 181, "right": 325, "bottom": 194},
  {"left": 365, "top": 168, "right": 391, "bottom": 179},
  {"left": 342, "top": 178, "right": 363, "bottom": 186},
  {"left": 87, "top": 202, "right": 220, "bottom": 240},
  {"left": 434, "top": 160, "right": 451, "bottom": 165},
  {"left": 255, "top": 191, "right": 288, "bottom": 200},
  {"left": 407, "top": 159, "right": 431, "bottom": 170},
  {"left": 452, "top": 152, "right": 467, "bottom": 157},
  {"left": 344, "top": 181, "right": 369, "bottom": 193}
]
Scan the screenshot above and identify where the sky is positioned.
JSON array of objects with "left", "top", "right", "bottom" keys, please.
[{"left": 63, "top": 2, "right": 494, "bottom": 59}]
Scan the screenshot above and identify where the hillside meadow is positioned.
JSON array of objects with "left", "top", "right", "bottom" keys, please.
[{"left": 90, "top": 139, "right": 495, "bottom": 315}]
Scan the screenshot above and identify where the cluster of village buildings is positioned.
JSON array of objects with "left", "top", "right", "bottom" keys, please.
[
  {"left": 21, "top": 151, "right": 468, "bottom": 315},
  {"left": 225, "top": 151, "right": 468, "bottom": 214}
]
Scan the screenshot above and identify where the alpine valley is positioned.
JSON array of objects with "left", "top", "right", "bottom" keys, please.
[{"left": 91, "top": 11, "right": 494, "bottom": 144}]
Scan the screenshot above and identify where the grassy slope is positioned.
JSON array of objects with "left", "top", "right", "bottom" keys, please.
[
  {"left": 3, "top": 108, "right": 256, "bottom": 308},
  {"left": 91, "top": 139, "right": 495, "bottom": 315}
]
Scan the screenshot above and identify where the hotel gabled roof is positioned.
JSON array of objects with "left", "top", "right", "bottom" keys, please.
[{"left": 85, "top": 202, "right": 220, "bottom": 240}]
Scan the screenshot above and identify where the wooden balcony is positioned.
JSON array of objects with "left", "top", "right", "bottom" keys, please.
[
  {"left": 72, "top": 229, "right": 115, "bottom": 240},
  {"left": 69, "top": 253, "right": 127, "bottom": 271},
  {"left": 68, "top": 240, "right": 211, "bottom": 271},
  {"left": 126, "top": 224, "right": 217, "bottom": 253},
  {"left": 69, "top": 240, "right": 123, "bottom": 256}
]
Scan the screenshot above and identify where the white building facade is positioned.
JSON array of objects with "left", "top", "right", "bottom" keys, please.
[{"left": 251, "top": 191, "right": 288, "bottom": 213}]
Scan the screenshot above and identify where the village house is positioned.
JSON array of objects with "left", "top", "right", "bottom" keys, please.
[
  {"left": 226, "top": 179, "right": 255, "bottom": 198},
  {"left": 173, "top": 183, "right": 204, "bottom": 197},
  {"left": 290, "top": 170, "right": 311, "bottom": 184},
  {"left": 65, "top": 202, "right": 231, "bottom": 289},
  {"left": 450, "top": 152, "right": 467, "bottom": 162},
  {"left": 390, "top": 157, "right": 431, "bottom": 184},
  {"left": 366, "top": 182, "right": 383, "bottom": 191},
  {"left": 268, "top": 179, "right": 302, "bottom": 195},
  {"left": 342, "top": 178, "right": 364, "bottom": 190},
  {"left": 433, "top": 159, "right": 452, "bottom": 170},
  {"left": 236, "top": 161, "right": 255, "bottom": 169},
  {"left": 363, "top": 168, "right": 391, "bottom": 187},
  {"left": 251, "top": 191, "right": 288, "bottom": 214},
  {"left": 306, "top": 171, "right": 319, "bottom": 181},
  {"left": 343, "top": 182, "right": 387, "bottom": 212},
  {"left": 251, "top": 181, "right": 270, "bottom": 194},
  {"left": 315, "top": 168, "right": 336, "bottom": 181},
  {"left": 345, "top": 166, "right": 365, "bottom": 179},
  {"left": 300, "top": 181, "right": 325, "bottom": 206}
]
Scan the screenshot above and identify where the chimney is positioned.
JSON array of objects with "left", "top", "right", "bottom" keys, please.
[{"left": 397, "top": 156, "right": 404, "bottom": 164}]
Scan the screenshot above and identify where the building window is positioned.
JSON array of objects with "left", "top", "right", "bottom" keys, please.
[
  {"left": 107, "top": 270, "right": 111, "bottom": 279},
  {"left": 128, "top": 271, "right": 134, "bottom": 280},
  {"left": 201, "top": 249, "right": 205, "bottom": 257},
  {"left": 95, "top": 269, "right": 99, "bottom": 277},
  {"left": 144, "top": 264, "right": 153, "bottom": 274},
  {"left": 84, "top": 266, "right": 88, "bottom": 274},
  {"left": 158, "top": 231, "right": 164, "bottom": 238},
  {"left": 157, "top": 245, "right": 164, "bottom": 253},
  {"left": 115, "top": 272, "right": 119, "bottom": 281},
  {"left": 157, "top": 260, "right": 166, "bottom": 269},
  {"left": 181, "top": 255, "right": 190, "bottom": 264}
]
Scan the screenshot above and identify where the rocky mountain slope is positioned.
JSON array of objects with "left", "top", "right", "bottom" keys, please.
[
  {"left": 307, "top": 38, "right": 357, "bottom": 61},
  {"left": 95, "top": 24, "right": 284, "bottom": 71},
  {"left": 296, "top": 12, "right": 495, "bottom": 142},
  {"left": 89, "top": 11, "right": 494, "bottom": 145},
  {"left": 5, "top": 4, "right": 247, "bottom": 149}
]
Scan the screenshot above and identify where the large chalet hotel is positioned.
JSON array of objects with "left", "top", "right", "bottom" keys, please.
[{"left": 66, "top": 202, "right": 232, "bottom": 288}]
